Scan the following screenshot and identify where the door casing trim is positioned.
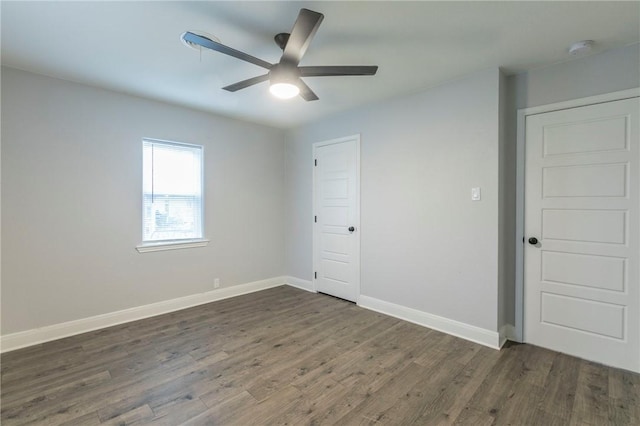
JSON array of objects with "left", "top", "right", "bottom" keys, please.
[{"left": 515, "top": 88, "right": 639, "bottom": 342}]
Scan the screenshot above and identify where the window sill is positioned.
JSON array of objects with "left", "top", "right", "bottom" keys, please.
[{"left": 136, "top": 239, "right": 210, "bottom": 253}]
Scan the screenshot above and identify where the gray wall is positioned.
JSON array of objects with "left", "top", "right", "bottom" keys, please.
[
  {"left": 285, "top": 68, "right": 502, "bottom": 332},
  {"left": 285, "top": 43, "right": 639, "bottom": 334},
  {"left": 1, "top": 67, "right": 286, "bottom": 334},
  {"left": 3, "top": 43, "right": 637, "bottom": 338},
  {"left": 509, "top": 43, "right": 640, "bottom": 111}
]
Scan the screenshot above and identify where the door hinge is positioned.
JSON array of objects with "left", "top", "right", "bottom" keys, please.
[
  {"left": 314, "top": 215, "right": 317, "bottom": 223},
  {"left": 314, "top": 159, "right": 317, "bottom": 166},
  {"left": 314, "top": 271, "right": 317, "bottom": 279}
]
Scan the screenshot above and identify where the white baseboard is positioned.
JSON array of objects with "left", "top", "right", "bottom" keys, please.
[
  {"left": 0, "top": 276, "right": 286, "bottom": 353},
  {"left": 358, "top": 295, "right": 502, "bottom": 349},
  {"left": 284, "top": 276, "right": 315, "bottom": 293},
  {"left": 1, "top": 277, "right": 508, "bottom": 353}
]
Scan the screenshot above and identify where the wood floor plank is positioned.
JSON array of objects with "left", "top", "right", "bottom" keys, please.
[
  {"left": 0, "top": 370, "right": 114, "bottom": 423},
  {"left": 453, "top": 342, "right": 527, "bottom": 422},
  {"left": 147, "top": 393, "right": 208, "bottom": 425},
  {"left": 535, "top": 351, "right": 581, "bottom": 423},
  {"left": 332, "top": 361, "right": 429, "bottom": 424},
  {"left": 368, "top": 356, "right": 468, "bottom": 424},
  {"left": 453, "top": 406, "right": 495, "bottom": 425},
  {"left": 1, "top": 369, "right": 113, "bottom": 411},
  {"left": 95, "top": 368, "right": 202, "bottom": 422},
  {"left": 57, "top": 411, "right": 102, "bottom": 426},
  {"left": 99, "top": 404, "right": 154, "bottom": 425},
  {"left": 268, "top": 375, "right": 349, "bottom": 425},
  {"left": 244, "top": 313, "right": 401, "bottom": 402},
  {"left": 489, "top": 345, "right": 557, "bottom": 425},
  {"left": 570, "top": 360, "right": 611, "bottom": 425},
  {"left": 2, "top": 286, "right": 638, "bottom": 425},
  {"left": 3, "top": 354, "right": 196, "bottom": 425},
  {"left": 609, "top": 366, "right": 640, "bottom": 425},
  {"left": 403, "top": 346, "right": 502, "bottom": 425},
  {"left": 181, "top": 391, "right": 257, "bottom": 425},
  {"left": 223, "top": 384, "right": 303, "bottom": 425}
]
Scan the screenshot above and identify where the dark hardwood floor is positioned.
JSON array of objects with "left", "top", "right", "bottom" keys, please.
[{"left": 1, "top": 286, "right": 638, "bottom": 425}]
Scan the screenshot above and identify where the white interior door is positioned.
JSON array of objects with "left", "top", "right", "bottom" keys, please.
[
  {"left": 313, "top": 135, "right": 360, "bottom": 302},
  {"left": 524, "top": 97, "right": 639, "bottom": 372}
]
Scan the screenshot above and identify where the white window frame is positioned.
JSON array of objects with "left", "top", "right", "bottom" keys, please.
[{"left": 136, "top": 138, "right": 208, "bottom": 253}]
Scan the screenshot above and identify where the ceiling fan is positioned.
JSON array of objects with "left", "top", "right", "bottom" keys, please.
[{"left": 182, "top": 8, "right": 378, "bottom": 101}]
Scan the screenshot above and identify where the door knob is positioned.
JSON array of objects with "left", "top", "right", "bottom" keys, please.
[
  {"left": 348, "top": 226, "right": 355, "bottom": 233},
  {"left": 528, "top": 237, "right": 538, "bottom": 245}
]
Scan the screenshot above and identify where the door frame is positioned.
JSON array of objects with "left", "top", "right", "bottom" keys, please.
[
  {"left": 312, "top": 134, "right": 361, "bottom": 301},
  {"left": 515, "top": 88, "right": 640, "bottom": 342}
]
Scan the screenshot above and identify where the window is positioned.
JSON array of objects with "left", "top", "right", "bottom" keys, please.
[{"left": 139, "top": 139, "right": 205, "bottom": 250}]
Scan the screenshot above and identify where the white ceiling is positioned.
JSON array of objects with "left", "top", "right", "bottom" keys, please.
[{"left": 2, "top": 1, "right": 639, "bottom": 128}]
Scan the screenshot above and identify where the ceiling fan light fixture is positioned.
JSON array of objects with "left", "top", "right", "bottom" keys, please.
[
  {"left": 268, "top": 63, "right": 301, "bottom": 99},
  {"left": 183, "top": 8, "right": 378, "bottom": 102},
  {"left": 269, "top": 82, "right": 300, "bottom": 99}
]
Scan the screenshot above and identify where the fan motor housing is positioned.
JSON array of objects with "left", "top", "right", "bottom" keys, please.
[{"left": 269, "top": 63, "right": 300, "bottom": 84}]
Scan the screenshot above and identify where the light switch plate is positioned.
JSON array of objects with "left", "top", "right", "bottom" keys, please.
[{"left": 471, "top": 187, "right": 481, "bottom": 201}]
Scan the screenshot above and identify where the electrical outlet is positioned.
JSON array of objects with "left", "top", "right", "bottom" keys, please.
[{"left": 214, "top": 278, "right": 220, "bottom": 289}]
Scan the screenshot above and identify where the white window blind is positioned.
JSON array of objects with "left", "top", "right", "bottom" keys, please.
[{"left": 142, "top": 139, "right": 203, "bottom": 243}]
